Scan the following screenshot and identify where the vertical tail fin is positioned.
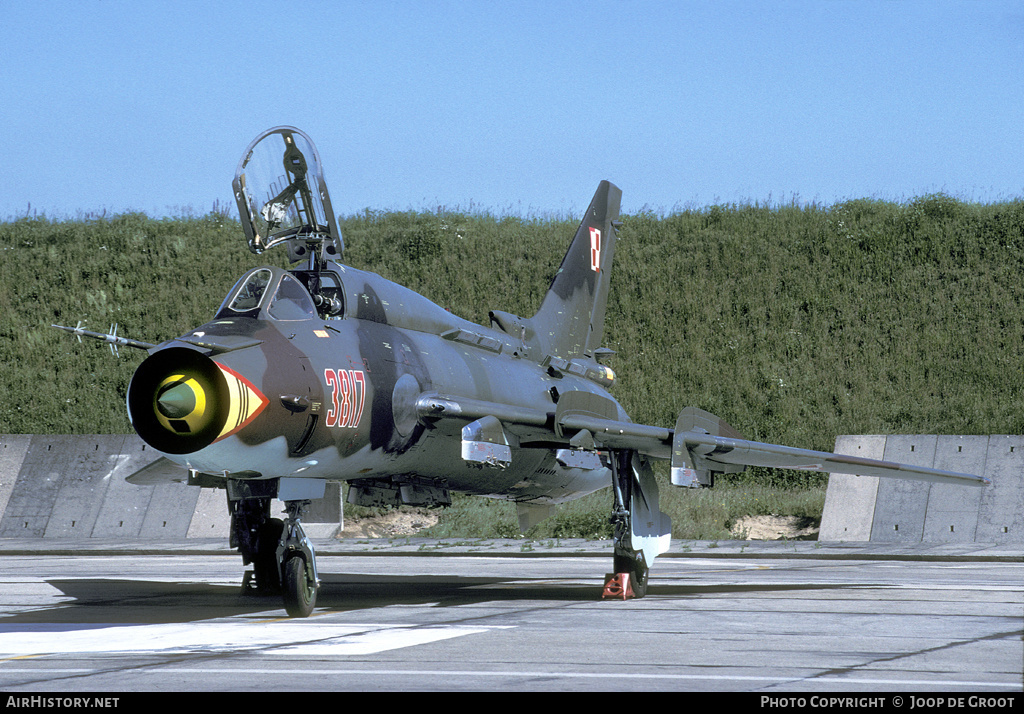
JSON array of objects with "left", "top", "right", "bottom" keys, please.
[{"left": 531, "top": 180, "right": 622, "bottom": 359}]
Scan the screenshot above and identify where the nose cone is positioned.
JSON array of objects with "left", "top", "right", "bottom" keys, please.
[
  {"left": 156, "top": 377, "right": 205, "bottom": 425},
  {"left": 128, "top": 347, "right": 268, "bottom": 454}
]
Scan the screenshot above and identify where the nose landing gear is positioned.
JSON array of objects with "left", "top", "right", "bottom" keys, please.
[
  {"left": 232, "top": 486, "right": 320, "bottom": 617},
  {"left": 277, "top": 499, "right": 319, "bottom": 617}
]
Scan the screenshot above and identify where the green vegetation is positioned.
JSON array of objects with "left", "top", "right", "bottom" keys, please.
[
  {"left": 405, "top": 483, "right": 827, "bottom": 542},
  {"left": 2, "top": 193, "right": 1022, "bottom": 538}
]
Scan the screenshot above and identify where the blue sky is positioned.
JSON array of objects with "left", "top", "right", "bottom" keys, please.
[{"left": 2, "top": 0, "right": 1022, "bottom": 220}]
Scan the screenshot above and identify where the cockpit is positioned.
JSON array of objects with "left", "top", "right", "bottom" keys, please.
[
  {"left": 224, "top": 268, "right": 273, "bottom": 313},
  {"left": 216, "top": 266, "right": 344, "bottom": 321},
  {"left": 225, "top": 127, "right": 348, "bottom": 324},
  {"left": 268, "top": 274, "right": 317, "bottom": 321}
]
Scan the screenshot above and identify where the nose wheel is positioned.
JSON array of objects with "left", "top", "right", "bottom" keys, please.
[
  {"left": 277, "top": 499, "right": 319, "bottom": 617},
  {"left": 233, "top": 489, "right": 320, "bottom": 617},
  {"left": 282, "top": 550, "right": 317, "bottom": 617}
]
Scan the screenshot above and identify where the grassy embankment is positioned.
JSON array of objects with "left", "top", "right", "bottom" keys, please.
[{"left": 2, "top": 193, "right": 1022, "bottom": 539}]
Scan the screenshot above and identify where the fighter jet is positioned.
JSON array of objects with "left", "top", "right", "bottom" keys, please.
[{"left": 54, "top": 126, "right": 989, "bottom": 617}]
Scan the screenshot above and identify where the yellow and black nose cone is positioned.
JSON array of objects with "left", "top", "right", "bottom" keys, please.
[
  {"left": 128, "top": 347, "right": 268, "bottom": 454},
  {"left": 155, "top": 376, "right": 207, "bottom": 431}
]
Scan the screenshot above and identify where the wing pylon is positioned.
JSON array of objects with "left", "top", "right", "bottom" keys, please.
[{"left": 416, "top": 392, "right": 990, "bottom": 488}]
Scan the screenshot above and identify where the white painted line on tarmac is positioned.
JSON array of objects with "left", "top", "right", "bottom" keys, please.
[
  {"left": 269, "top": 626, "right": 507, "bottom": 655},
  {"left": 0, "top": 622, "right": 510, "bottom": 656}
]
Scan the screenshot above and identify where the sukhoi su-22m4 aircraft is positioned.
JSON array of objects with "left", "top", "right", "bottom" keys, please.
[{"left": 54, "top": 126, "right": 989, "bottom": 617}]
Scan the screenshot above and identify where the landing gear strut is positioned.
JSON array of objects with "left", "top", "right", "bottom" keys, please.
[
  {"left": 277, "top": 499, "right": 319, "bottom": 617},
  {"left": 231, "top": 495, "right": 281, "bottom": 593},
  {"left": 604, "top": 450, "right": 650, "bottom": 599},
  {"left": 230, "top": 486, "right": 319, "bottom": 617}
]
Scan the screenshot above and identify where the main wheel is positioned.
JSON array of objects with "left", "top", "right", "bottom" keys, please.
[
  {"left": 282, "top": 554, "right": 317, "bottom": 617},
  {"left": 613, "top": 552, "right": 649, "bottom": 598}
]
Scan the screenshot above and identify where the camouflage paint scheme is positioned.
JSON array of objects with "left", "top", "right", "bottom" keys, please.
[
  {"left": 146, "top": 256, "right": 622, "bottom": 506},
  {"left": 124, "top": 168, "right": 625, "bottom": 506},
  {"left": 55, "top": 126, "right": 988, "bottom": 614}
]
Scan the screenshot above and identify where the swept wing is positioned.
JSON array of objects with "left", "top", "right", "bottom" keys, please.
[{"left": 417, "top": 392, "right": 989, "bottom": 488}]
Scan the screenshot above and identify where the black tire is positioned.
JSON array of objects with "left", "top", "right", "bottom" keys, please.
[
  {"left": 613, "top": 553, "right": 648, "bottom": 598},
  {"left": 630, "top": 560, "right": 649, "bottom": 598},
  {"left": 282, "top": 555, "right": 316, "bottom": 617},
  {"left": 253, "top": 518, "right": 283, "bottom": 594}
]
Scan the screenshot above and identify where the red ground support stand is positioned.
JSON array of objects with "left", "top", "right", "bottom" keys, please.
[{"left": 601, "top": 572, "right": 635, "bottom": 599}]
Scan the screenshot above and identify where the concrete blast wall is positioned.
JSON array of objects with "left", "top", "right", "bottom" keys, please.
[
  {"left": 1, "top": 434, "right": 1018, "bottom": 542},
  {"left": 0, "top": 435, "right": 341, "bottom": 539},
  {"left": 820, "top": 434, "right": 1023, "bottom": 543}
]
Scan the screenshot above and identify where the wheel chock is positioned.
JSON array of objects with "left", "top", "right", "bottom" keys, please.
[{"left": 602, "top": 572, "right": 635, "bottom": 600}]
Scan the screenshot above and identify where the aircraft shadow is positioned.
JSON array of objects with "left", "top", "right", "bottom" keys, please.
[
  {"left": 312, "top": 575, "right": 869, "bottom": 612},
  {"left": 5, "top": 574, "right": 590, "bottom": 626},
  {"left": 2, "top": 575, "right": 873, "bottom": 628},
  {"left": 644, "top": 582, "right": 870, "bottom": 597},
  {"left": 14, "top": 579, "right": 273, "bottom": 626},
  {"left": 314, "top": 573, "right": 601, "bottom": 610}
]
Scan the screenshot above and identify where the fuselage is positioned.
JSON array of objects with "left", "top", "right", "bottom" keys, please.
[{"left": 128, "top": 261, "right": 621, "bottom": 505}]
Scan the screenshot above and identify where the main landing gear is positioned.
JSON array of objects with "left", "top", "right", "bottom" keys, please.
[
  {"left": 603, "top": 449, "right": 669, "bottom": 600},
  {"left": 231, "top": 490, "right": 319, "bottom": 617}
]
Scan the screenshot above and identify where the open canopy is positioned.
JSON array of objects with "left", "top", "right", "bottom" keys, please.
[{"left": 232, "top": 126, "right": 342, "bottom": 261}]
